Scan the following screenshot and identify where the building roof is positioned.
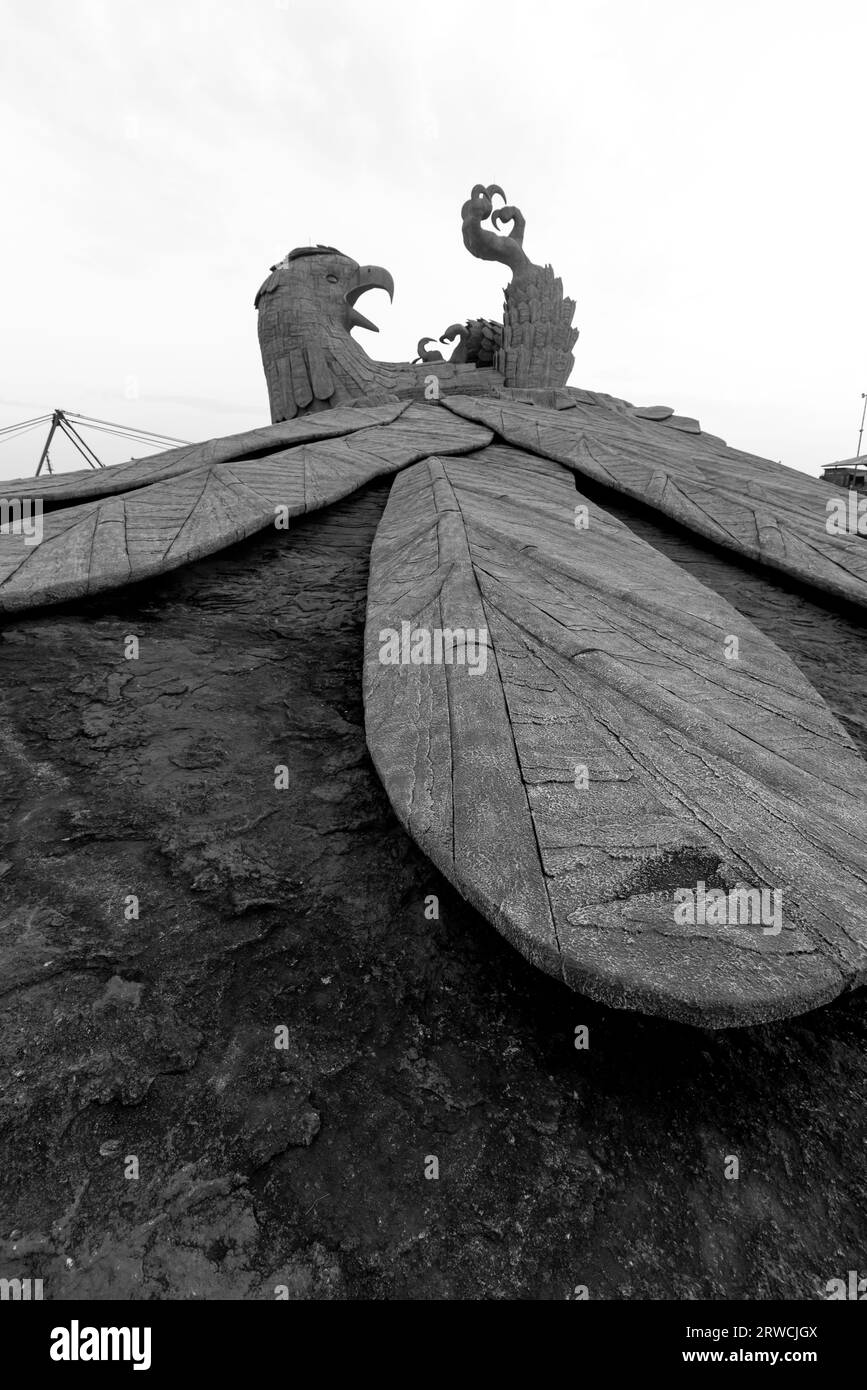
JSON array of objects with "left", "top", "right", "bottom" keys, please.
[{"left": 822, "top": 454, "right": 867, "bottom": 473}]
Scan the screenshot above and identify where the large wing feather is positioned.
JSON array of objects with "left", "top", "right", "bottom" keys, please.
[
  {"left": 440, "top": 393, "right": 867, "bottom": 610},
  {"left": 0, "top": 402, "right": 411, "bottom": 508},
  {"left": 364, "top": 443, "right": 867, "bottom": 1025},
  {"left": 0, "top": 407, "right": 492, "bottom": 611}
]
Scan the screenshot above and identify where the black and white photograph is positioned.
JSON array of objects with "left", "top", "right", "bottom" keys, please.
[{"left": 0, "top": 0, "right": 864, "bottom": 1358}]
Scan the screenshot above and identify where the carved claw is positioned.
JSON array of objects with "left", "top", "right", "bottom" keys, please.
[
  {"left": 461, "top": 182, "right": 529, "bottom": 274},
  {"left": 439, "top": 322, "right": 469, "bottom": 363},
  {"left": 491, "top": 204, "right": 525, "bottom": 246},
  {"left": 466, "top": 184, "right": 508, "bottom": 220},
  {"left": 413, "top": 337, "right": 445, "bottom": 364}
]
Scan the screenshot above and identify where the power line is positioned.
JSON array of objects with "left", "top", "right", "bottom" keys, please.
[
  {"left": 0, "top": 414, "right": 53, "bottom": 437},
  {"left": 72, "top": 420, "right": 188, "bottom": 450},
  {"left": 0, "top": 419, "right": 51, "bottom": 445},
  {"left": 63, "top": 412, "right": 188, "bottom": 447},
  {"left": 0, "top": 409, "right": 191, "bottom": 476},
  {"left": 57, "top": 417, "right": 104, "bottom": 471}
]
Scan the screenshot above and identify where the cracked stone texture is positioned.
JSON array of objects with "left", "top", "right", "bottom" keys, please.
[
  {"left": 364, "top": 445, "right": 867, "bottom": 1025},
  {"left": 0, "top": 480, "right": 864, "bottom": 1300},
  {"left": 0, "top": 404, "right": 492, "bottom": 614},
  {"left": 443, "top": 392, "right": 867, "bottom": 610}
]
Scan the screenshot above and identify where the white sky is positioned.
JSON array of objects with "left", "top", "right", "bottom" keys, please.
[{"left": 0, "top": 0, "right": 865, "bottom": 478}]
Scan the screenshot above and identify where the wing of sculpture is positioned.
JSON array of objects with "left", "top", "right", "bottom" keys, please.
[
  {"left": 364, "top": 445, "right": 867, "bottom": 1026},
  {"left": 0, "top": 406, "right": 491, "bottom": 610},
  {"left": 440, "top": 391, "right": 867, "bottom": 609}
]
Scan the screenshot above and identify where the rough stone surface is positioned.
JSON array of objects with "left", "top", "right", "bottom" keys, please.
[
  {"left": 442, "top": 393, "right": 867, "bottom": 610},
  {"left": 0, "top": 407, "right": 490, "bottom": 612},
  {"left": 0, "top": 484, "right": 864, "bottom": 1299},
  {"left": 0, "top": 381, "right": 865, "bottom": 1028},
  {"left": 0, "top": 402, "right": 410, "bottom": 507},
  {"left": 364, "top": 446, "right": 867, "bottom": 1025}
]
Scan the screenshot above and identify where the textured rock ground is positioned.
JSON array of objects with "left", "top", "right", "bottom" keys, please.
[{"left": 0, "top": 480, "right": 864, "bottom": 1300}]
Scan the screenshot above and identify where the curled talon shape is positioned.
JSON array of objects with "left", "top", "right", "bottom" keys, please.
[
  {"left": 467, "top": 183, "right": 507, "bottom": 220},
  {"left": 491, "top": 205, "right": 525, "bottom": 245},
  {"left": 413, "top": 337, "right": 445, "bottom": 364},
  {"left": 440, "top": 323, "right": 469, "bottom": 362},
  {"left": 461, "top": 182, "right": 530, "bottom": 274}
]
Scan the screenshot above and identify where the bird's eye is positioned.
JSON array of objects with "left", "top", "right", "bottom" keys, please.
[{"left": 326, "top": 273, "right": 339, "bottom": 283}]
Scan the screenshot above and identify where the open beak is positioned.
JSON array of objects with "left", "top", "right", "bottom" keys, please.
[{"left": 345, "top": 265, "right": 394, "bottom": 333}]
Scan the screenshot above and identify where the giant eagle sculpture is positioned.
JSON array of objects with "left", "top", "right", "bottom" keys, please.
[{"left": 0, "top": 184, "right": 865, "bottom": 1028}]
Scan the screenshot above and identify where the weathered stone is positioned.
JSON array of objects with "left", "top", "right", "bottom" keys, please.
[
  {"left": 0, "top": 407, "right": 491, "bottom": 612},
  {"left": 364, "top": 446, "right": 867, "bottom": 1025},
  {"left": 442, "top": 393, "right": 867, "bottom": 611},
  {"left": 0, "top": 490, "right": 863, "bottom": 1298},
  {"left": 0, "top": 177, "right": 863, "bottom": 1053}
]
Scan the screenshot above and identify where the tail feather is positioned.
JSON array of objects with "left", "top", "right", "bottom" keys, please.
[{"left": 498, "top": 264, "right": 579, "bottom": 390}]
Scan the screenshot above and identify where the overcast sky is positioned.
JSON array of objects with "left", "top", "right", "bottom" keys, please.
[{"left": 1, "top": 0, "right": 865, "bottom": 478}]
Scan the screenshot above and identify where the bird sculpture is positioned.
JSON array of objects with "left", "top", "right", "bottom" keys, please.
[
  {"left": 438, "top": 318, "right": 501, "bottom": 368},
  {"left": 1, "top": 183, "right": 865, "bottom": 1028}
]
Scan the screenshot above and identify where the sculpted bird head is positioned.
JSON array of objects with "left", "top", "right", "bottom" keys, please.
[
  {"left": 255, "top": 246, "right": 394, "bottom": 335},
  {"left": 256, "top": 247, "right": 396, "bottom": 421}
]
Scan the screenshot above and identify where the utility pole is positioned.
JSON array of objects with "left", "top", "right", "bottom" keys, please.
[
  {"left": 35, "top": 409, "right": 104, "bottom": 475},
  {"left": 34, "top": 410, "right": 63, "bottom": 476},
  {"left": 858, "top": 392, "right": 867, "bottom": 461},
  {"left": 0, "top": 409, "right": 190, "bottom": 477}
]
